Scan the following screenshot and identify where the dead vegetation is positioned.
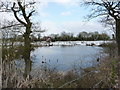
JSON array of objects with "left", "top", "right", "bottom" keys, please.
[{"left": 2, "top": 57, "right": 118, "bottom": 88}]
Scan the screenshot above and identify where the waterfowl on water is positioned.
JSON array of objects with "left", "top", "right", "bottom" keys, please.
[{"left": 97, "top": 58, "right": 100, "bottom": 62}]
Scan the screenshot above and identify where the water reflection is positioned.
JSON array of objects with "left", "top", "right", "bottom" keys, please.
[
  {"left": 23, "top": 35, "right": 32, "bottom": 78},
  {"left": 32, "top": 45, "right": 102, "bottom": 71}
]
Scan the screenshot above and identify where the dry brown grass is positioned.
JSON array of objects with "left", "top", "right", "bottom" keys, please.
[{"left": 2, "top": 55, "right": 119, "bottom": 88}]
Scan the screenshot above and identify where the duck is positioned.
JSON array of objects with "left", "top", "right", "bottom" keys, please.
[
  {"left": 42, "top": 61, "right": 46, "bottom": 63},
  {"left": 97, "top": 58, "right": 100, "bottom": 62}
]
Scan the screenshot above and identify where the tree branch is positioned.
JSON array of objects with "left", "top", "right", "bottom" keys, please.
[
  {"left": 1, "top": 23, "right": 23, "bottom": 29},
  {"left": 27, "top": 10, "right": 35, "bottom": 18},
  {"left": 11, "top": 2, "right": 26, "bottom": 26},
  {"left": 85, "top": 1, "right": 120, "bottom": 20},
  {"left": 17, "top": 2, "right": 30, "bottom": 23}
]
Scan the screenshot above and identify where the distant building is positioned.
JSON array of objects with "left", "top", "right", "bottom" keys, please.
[{"left": 46, "top": 37, "right": 51, "bottom": 43}]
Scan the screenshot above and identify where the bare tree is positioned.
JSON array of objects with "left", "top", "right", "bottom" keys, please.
[
  {"left": 83, "top": 0, "right": 120, "bottom": 56},
  {"left": 11, "top": 1, "right": 36, "bottom": 78},
  {"left": 11, "top": 1, "right": 35, "bottom": 41},
  {"left": 100, "top": 17, "right": 116, "bottom": 34}
]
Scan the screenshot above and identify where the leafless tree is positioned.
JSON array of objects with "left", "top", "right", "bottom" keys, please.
[
  {"left": 11, "top": 1, "right": 36, "bottom": 78},
  {"left": 100, "top": 17, "right": 115, "bottom": 34},
  {"left": 83, "top": 0, "right": 120, "bottom": 56}
]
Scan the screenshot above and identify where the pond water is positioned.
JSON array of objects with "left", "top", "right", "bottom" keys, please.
[{"left": 32, "top": 45, "right": 102, "bottom": 71}]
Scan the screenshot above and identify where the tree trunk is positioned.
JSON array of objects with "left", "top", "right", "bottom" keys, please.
[
  {"left": 23, "top": 25, "right": 32, "bottom": 78},
  {"left": 116, "top": 19, "right": 120, "bottom": 89},
  {"left": 23, "top": 31, "right": 31, "bottom": 61},
  {"left": 116, "top": 19, "right": 120, "bottom": 56}
]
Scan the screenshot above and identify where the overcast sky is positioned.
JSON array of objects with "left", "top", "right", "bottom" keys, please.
[{"left": 0, "top": 0, "right": 114, "bottom": 36}]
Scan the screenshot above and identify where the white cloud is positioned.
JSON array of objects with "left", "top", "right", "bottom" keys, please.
[
  {"left": 53, "top": 0, "right": 74, "bottom": 4},
  {"left": 53, "top": 0, "right": 81, "bottom": 7},
  {"left": 34, "top": 2, "right": 49, "bottom": 19},
  {"left": 33, "top": 0, "right": 80, "bottom": 3},
  {"left": 39, "top": 12, "right": 49, "bottom": 17},
  {"left": 41, "top": 21, "right": 62, "bottom": 35},
  {"left": 41, "top": 20, "right": 112, "bottom": 36},
  {"left": 61, "top": 21, "right": 108, "bottom": 34},
  {"left": 61, "top": 11, "right": 71, "bottom": 16},
  {"left": 0, "top": 12, "right": 16, "bottom": 21},
  {"left": 1, "top": 0, "right": 81, "bottom": 4}
]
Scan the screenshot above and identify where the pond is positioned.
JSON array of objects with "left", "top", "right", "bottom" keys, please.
[
  {"left": 32, "top": 45, "right": 103, "bottom": 71},
  {"left": 3, "top": 40, "right": 104, "bottom": 80}
]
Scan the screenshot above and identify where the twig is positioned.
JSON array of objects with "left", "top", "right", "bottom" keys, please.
[
  {"left": 58, "top": 71, "right": 93, "bottom": 88},
  {"left": 93, "top": 80, "right": 103, "bottom": 88}
]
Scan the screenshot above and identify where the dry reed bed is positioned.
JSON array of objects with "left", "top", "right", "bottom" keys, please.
[{"left": 2, "top": 56, "right": 118, "bottom": 88}]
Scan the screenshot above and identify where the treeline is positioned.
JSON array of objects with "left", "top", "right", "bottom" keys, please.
[
  {"left": 10, "top": 31, "right": 111, "bottom": 42},
  {"left": 41, "top": 31, "right": 110, "bottom": 41}
]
